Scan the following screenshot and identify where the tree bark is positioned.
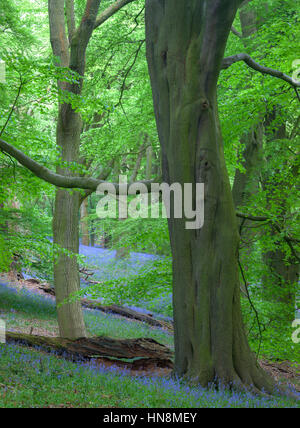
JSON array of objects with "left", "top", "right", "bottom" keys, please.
[
  {"left": 34, "top": 280, "right": 174, "bottom": 330},
  {"left": 232, "top": 124, "right": 263, "bottom": 294},
  {"left": 80, "top": 197, "right": 90, "bottom": 246},
  {"left": 262, "top": 111, "right": 299, "bottom": 321},
  {"left": 232, "top": 124, "right": 263, "bottom": 210},
  {"left": 145, "top": 0, "right": 273, "bottom": 391},
  {"left": 49, "top": 0, "right": 102, "bottom": 339},
  {"left": 6, "top": 331, "right": 173, "bottom": 371}
]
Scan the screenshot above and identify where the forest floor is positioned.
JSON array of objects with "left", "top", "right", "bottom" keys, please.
[{"left": 0, "top": 273, "right": 299, "bottom": 408}]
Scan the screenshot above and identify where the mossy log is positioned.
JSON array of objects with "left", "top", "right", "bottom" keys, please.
[
  {"left": 6, "top": 331, "right": 174, "bottom": 371},
  {"left": 81, "top": 300, "right": 173, "bottom": 331},
  {"left": 35, "top": 281, "right": 173, "bottom": 331}
]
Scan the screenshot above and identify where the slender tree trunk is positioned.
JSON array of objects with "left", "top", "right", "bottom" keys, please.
[
  {"left": 232, "top": 124, "right": 263, "bottom": 209},
  {"left": 232, "top": 125, "right": 263, "bottom": 295},
  {"left": 262, "top": 111, "right": 299, "bottom": 322},
  {"left": 80, "top": 197, "right": 90, "bottom": 246},
  {"left": 49, "top": 0, "right": 101, "bottom": 338},
  {"left": 88, "top": 196, "right": 96, "bottom": 247},
  {"left": 263, "top": 245, "right": 298, "bottom": 321},
  {"left": 232, "top": 1, "right": 262, "bottom": 214},
  {"left": 234, "top": 5, "right": 298, "bottom": 321},
  {"left": 146, "top": 144, "right": 153, "bottom": 181},
  {"left": 146, "top": 0, "right": 273, "bottom": 391},
  {"left": 53, "top": 105, "right": 86, "bottom": 339}
]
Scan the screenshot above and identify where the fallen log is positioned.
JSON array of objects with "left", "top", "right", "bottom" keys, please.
[
  {"left": 6, "top": 331, "right": 173, "bottom": 371},
  {"left": 35, "top": 282, "right": 173, "bottom": 331},
  {"left": 36, "top": 282, "right": 55, "bottom": 296},
  {"left": 81, "top": 300, "right": 173, "bottom": 331}
]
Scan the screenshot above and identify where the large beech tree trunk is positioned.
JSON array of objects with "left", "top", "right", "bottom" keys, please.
[{"left": 145, "top": 0, "right": 273, "bottom": 391}]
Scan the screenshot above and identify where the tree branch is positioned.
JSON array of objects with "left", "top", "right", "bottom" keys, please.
[
  {"left": 79, "top": 162, "right": 114, "bottom": 203},
  {"left": 0, "top": 137, "right": 154, "bottom": 194},
  {"left": 94, "top": 0, "right": 136, "bottom": 29},
  {"left": 222, "top": 53, "right": 300, "bottom": 89},
  {"left": 65, "top": 0, "right": 76, "bottom": 42},
  {"left": 116, "top": 39, "right": 145, "bottom": 107},
  {"left": 130, "top": 137, "right": 148, "bottom": 183},
  {"left": 0, "top": 78, "right": 24, "bottom": 137},
  {"left": 236, "top": 212, "right": 269, "bottom": 222},
  {"left": 231, "top": 26, "right": 243, "bottom": 38},
  {"left": 236, "top": 212, "right": 299, "bottom": 263},
  {"left": 70, "top": 0, "right": 101, "bottom": 77}
]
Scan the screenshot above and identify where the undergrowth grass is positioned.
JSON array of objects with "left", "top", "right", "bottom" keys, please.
[
  {"left": 0, "top": 343, "right": 298, "bottom": 408},
  {"left": 0, "top": 281, "right": 299, "bottom": 408}
]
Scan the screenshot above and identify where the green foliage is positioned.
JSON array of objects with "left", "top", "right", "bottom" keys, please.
[
  {"left": 93, "top": 214, "right": 170, "bottom": 256},
  {"left": 0, "top": 0, "right": 299, "bottom": 383},
  {"left": 242, "top": 296, "right": 300, "bottom": 363},
  {"left": 0, "top": 235, "right": 12, "bottom": 272},
  {"left": 68, "top": 257, "right": 173, "bottom": 316}
]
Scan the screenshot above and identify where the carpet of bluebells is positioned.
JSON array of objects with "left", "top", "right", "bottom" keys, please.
[
  {"left": 0, "top": 281, "right": 299, "bottom": 407},
  {"left": 78, "top": 243, "right": 173, "bottom": 319},
  {"left": 0, "top": 343, "right": 299, "bottom": 408},
  {"left": 0, "top": 243, "right": 299, "bottom": 408},
  {"left": 0, "top": 281, "right": 172, "bottom": 347},
  {"left": 23, "top": 242, "right": 173, "bottom": 319}
]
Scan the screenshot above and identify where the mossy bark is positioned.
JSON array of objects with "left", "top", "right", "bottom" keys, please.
[
  {"left": 145, "top": 0, "right": 274, "bottom": 391},
  {"left": 53, "top": 105, "right": 86, "bottom": 339},
  {"left": 262, "top": 111, "right": 299, "bottom": 322},
  {"left": 49, "top": 0, "right": 101, "bottom": 339},
  {"left": 80, "top": 198, "right": 90, "bottom": 246},
  {"left": 6, "top": 332, "right": 173, "bottom": 370}
]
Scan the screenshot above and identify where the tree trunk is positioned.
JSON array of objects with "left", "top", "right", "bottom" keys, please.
[
  {"left": 35, "top": 280, "right": 174, "bottom": 330},
  {"left": 232, "top": 123, "right": 263, "bottom": 289},
  {"left": 262, "top": 110, "right": 299, "bottom": 322},
  {"left": 145, "top": 0, "right": 273, "bottom": 391},
  {"left": 232, "top": 124, "right": 263, "bottom": 210},
  {"left": 80, "top": 197, "right": 90, "bottom": 246},
  {"left": 49, "top": 0, "right": 101, "bottom": 339},
  {"left": 263, "top": 246, "right": 298, "bottom": 321},
  {"left": 234, "top": 6, "right": 298, "bottom": 322},
  {"left": 53, "top": 105, "right": 86, "bottom": 339}
]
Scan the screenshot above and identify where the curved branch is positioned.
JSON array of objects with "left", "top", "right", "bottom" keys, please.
[
  {"left": 116, "top": 39, "right": 145, "bottom": 107},
  {"left": 0, "top": 137, "right": 153, "bottom": 194},
  {"left": 222, "top": 53, "right": 300, "bottom": 89},
  {"left": 236, "top": 212, "right": 269, "bottom": 222},
  {"left": 0, "top": 78, "right": 23, "bottom": 137},
  {"left": 94, "top": 0, "right": 137, "bottom": 29},
  {"left": 237, "top": 212, "right": 299, "bottom": 263},
  {"left": 231, "top": 26, "right": 243, "bottom": 38}
]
